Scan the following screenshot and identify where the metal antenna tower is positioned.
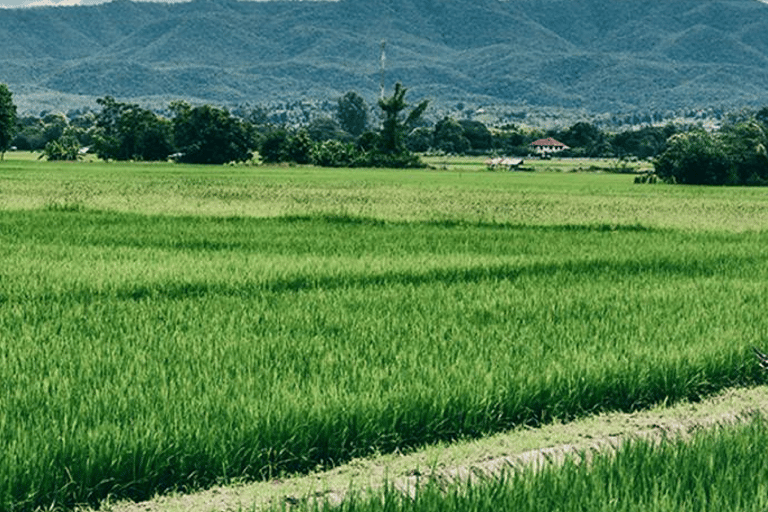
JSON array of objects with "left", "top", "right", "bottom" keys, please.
[{"left": 379, "top": 40, "right": 386, "bottom": 99}]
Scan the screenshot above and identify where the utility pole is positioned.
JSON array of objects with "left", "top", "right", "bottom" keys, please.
[{"left": 380, "top": 40, "right": 386, "bottom": 100}]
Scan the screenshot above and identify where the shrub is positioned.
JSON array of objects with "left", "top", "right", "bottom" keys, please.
[{"left": 311, "top": 139, "right": 358, "bottom": 167}]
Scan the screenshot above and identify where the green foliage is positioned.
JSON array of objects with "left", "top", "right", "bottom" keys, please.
[
  {"left": 259, "top": 129, "right": 290, "bottom": 164},
  {"left": 458, "top": 120, "right": 492, "bottom": 152},
  {"left": 377, "top": 83, "right": 428, "bottom": 157},
  {"left": 356, "top": 131, "right": 379, "bottom": 153},
  {"left": 720, "top": 121, "right": 768, "bottom": 186},
  {"left": 311, "top": 139, "right": 358, "bottom": 167},
  {"left": 556, "top": 121, "right": 609, "bottom": 157},
  {"left": 611, "top": 124, "right": 677, "bottom": 159},
  {"left": 284, "top": 129, "right": 314, "bottom": 164},
  {"left": 94, "top": 97, "right": 173, "bottom": 161},
  {"left": 0, "top": 83, "right": 18, "bottom": 160},
  {"left": 40, "top": 131, "right": 81, "bottom": 161},
  {"left": 405, "top": 127, "right": 433, "bottom": 153},
  {"left": 655, "top": 130, "right": 733, "bottom": 185},
  {"left": 654, "top": 120, "right": 768, "bottom": 185},
  {"left": 10, "top": 113, "right": 93, "bottom": 152},
  {"left": 337, "top": 91, "right": 369, "bottom": 138},
  {"left": 434, "top": 117, "right": 471, "bottom": 154},
  {"left": 307, "top": 117, "right": 350, "bottom": 143},
  {"left": 171, "top": 102, "right": 253, "bottom": 164}
]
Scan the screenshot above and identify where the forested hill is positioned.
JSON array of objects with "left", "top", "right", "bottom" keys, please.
[{"left": 3, "top": 0, "right": 768, "bottom": 118}]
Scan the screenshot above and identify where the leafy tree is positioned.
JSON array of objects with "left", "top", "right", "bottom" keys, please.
[
  {"left": 0, "top": 84, "right": 18, "bottom": 160},
  {"left": 42, "top": 113, "right": 68, "bottom": 146},
  {"left": 612, "top": 124, "right": 677, "bottom": 159},
  {"left": 284, "top": 130, "right": 313, "bottom": 164},
  {"left": 720, "top": 121, "right": 768, "bottom": 185},
  {"left": 12, "top": 116, "right": 46, "bottom": 151},
  {"left": 654, "top": 119, "right": 768, "bottom": 186},
  {"left": 259, "top": 129, "right": 290, "bottom": 163},
  {"left": 356, "top": 131, "right": 379, "bottom": 153},
  {"left": 654, "top": 130, "right": 734, "bottom": 185},
  {"left": 337, "top": 91, "right": 369, "bottom": 137},
  {"left": 756, "top": 107, "right": 768, "bottom": 130},
  {"left": 377, "top": 82, "right": 428, "bottom": 156},
  {"left": 458, "top": 120, "right": 492, "bottom": 152},
  {"left": 307, "top": 117, "right": 350, "bottom": 143},
  {"left": 558, "top": 121, "right": 607, "bottom": 157},
  {"left": 171, "top": 102, "right": 252, "bottom": 164},
  {"left": 405, "top": 127, "right": 433, "bottom": 153},
  {"left": 94, "top": 97, "right": 173, "bottom": 161},
  {"left": 434, "top": 117, "right": 470, "bottom": 154},
  {"left": 492, "top": 126, "right": 537, "bottom": 156}
]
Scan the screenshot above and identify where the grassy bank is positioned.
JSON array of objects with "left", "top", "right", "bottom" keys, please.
[
  {"left": 310, "top": 414, "right": 768, "bottom": 512},
  {"left": 1, "top": 156, "right": 767, "bottom": 510}
]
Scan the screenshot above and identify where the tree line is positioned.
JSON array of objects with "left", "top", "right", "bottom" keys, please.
[
  {"left": 1, "top": 85, "right": 430, "bottom": 168},
  {"left": 2, "top": 81, "right": 768, "bottom": 184}
]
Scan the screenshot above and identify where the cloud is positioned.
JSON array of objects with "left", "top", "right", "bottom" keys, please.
[{"left": 0, "top": 0, "right": 85, "bottom": 7}]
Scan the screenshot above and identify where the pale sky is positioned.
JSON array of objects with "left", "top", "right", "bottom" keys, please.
[
  {"left": 0, "top": 0, "right": 336, "bottom": 8},
  {"left": 1, "top": 0, "right": 766, "bottom": 10},
  {"left": 0, "top": 0, "right": 167, "bottom": 8}
]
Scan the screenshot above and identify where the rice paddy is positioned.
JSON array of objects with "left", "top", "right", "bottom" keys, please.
[{"left": 1, "top": 154, "right": 767, "bottom": 510}]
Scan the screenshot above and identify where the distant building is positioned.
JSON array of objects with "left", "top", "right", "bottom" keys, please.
[{"left": 530, "top": 137, "right": 569, "bottom": 155}]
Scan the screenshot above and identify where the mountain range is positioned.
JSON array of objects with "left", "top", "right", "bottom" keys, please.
[{"left": 2, "top": 0, "right": 768, "bottom": 122}]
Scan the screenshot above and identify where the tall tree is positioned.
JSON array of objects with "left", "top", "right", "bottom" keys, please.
[
  {"left": 93, "top": 97, "right": 173, "bottom": 161},
  {"left": 377, "top": 82, "right": 428, "bottom": 155},
  {"left": 337, "top": 91, "right": 369, "bottom": 137},
  {"left": 171, "top": 102, "right": 252, "bottom": 164},
  {"left": 0, "top": 84, "right": 18, "bottom": 160}
]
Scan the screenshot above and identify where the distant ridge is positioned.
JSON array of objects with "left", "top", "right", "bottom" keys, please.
[{"left": 2, "top": 0, "right": 768, "bottom": 119}]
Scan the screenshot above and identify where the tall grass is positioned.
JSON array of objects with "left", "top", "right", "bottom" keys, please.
[
  {"left": 1, "top": 204, "right": 767, "bottom": 510},
  {"left": 310, "top": 415, "right": 768, "bottom": 512}
]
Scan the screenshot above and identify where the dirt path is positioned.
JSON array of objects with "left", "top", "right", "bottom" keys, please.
[{"left": 98, "top": 385, "right": 768, "bottom": 512}]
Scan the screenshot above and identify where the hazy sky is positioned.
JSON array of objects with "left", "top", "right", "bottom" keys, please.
[
  {"left": 0, "top": 0, "right": 337, "bottom": 7},
  {"left": 0, "top": 0, "right": 171, "bottom": 8},
  {"left": 1, "top": 0, "right": 766, "bottom": 10}
]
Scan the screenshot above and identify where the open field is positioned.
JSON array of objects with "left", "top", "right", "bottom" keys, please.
[
  {"left": 1, "top": 154, "right": 768, "bottom": 510},
  {"left": 3, "top": 152, "right": 768, "bottom": 230}
]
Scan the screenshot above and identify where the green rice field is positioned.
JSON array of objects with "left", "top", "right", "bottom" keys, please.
[{"left": 1, "top": 154, "right": 768, "bottom": 510}]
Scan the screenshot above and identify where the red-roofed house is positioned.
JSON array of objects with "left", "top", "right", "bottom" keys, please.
[{"left": 530, "top": 137, "right": 569, "bottom": 155}]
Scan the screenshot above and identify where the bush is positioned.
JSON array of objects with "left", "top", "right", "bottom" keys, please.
[
  {"left": 311, "top": 139, "right": 358, "bottom": 167},
  {"left": 40, "top": 134, "right": 81, "bottom": 161}
]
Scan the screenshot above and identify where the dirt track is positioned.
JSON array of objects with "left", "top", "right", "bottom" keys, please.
[{"left": 98, "top": 385, "right": 768, "bottom": 512}]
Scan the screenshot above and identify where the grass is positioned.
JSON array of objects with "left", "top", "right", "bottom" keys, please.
[
  {"left": 1, "top": 154, "right": 768, "bottom": 510},
  {"left": 3, "top": 152, "right": 768, "bottom": 230},
  {"left": 306, "top": 414, "right": 768, "bottom": 512}
]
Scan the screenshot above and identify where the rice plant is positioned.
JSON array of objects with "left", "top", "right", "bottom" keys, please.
[
  {"left": 306, "top": 415, "right": 768, "bottom": 512},
  {"left": 2, "top": 162, "right": 768, "bottom": 510}
]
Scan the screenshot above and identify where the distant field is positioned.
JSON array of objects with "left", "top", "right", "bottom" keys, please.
[
  {"left": 1, "top": 155, "right": 767, "bottom": 510},
  {"left": 2, "top": 153, "right": 768, "bottom": 230}
]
